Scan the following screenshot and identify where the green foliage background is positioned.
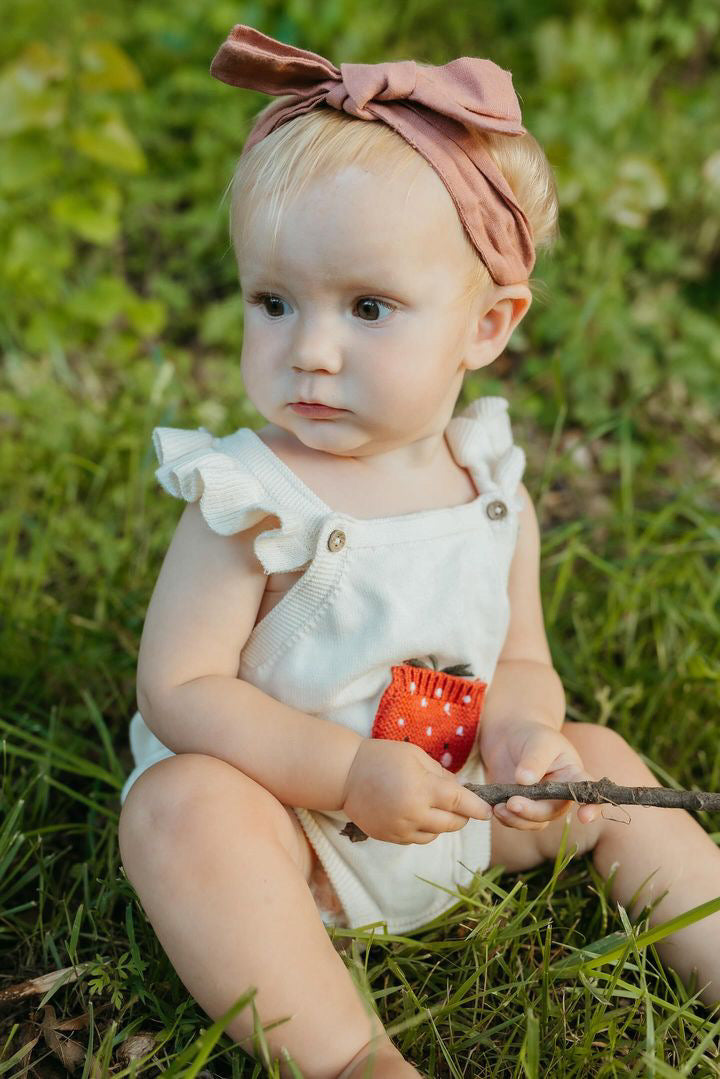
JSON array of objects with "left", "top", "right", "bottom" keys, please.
[
  {"left": 3, "top": 0, "right": 718, "bottom": 755},
  {"left": 2, "top": 0, "right": 720, "bottom": 409},
  {"left": 1, "top": 0, "right": 719, "bottom": 1073}
]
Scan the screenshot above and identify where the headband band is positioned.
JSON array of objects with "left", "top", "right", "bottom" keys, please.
[{"left": 210, "top": 25, "right": 535, "bottom": 285}]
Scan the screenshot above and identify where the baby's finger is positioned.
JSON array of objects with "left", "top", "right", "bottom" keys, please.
[
  {"left": 493, "top": 802, "right": 549, "bottom": 831},
  {"left": 577, "top": 802, "right": 603, "bottom": 824},
  {"left": 505, "top": 795, "right": 573, "bottom": 822},
  {"left": 433, "top": 777, "right": 492, "bottom": 821},
  {"left": 418, "top": 807, "right": 478, "bottom": 835},
  {"left": 410, "top": 830, "right": 442, "bottom": 845},
  {"left": 506, "top": 791, "right": 602, "bottom": 825}
]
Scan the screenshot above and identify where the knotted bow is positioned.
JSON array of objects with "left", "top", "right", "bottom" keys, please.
[{"left": 210, "top": 25, "right": 535, "bottom": 285}]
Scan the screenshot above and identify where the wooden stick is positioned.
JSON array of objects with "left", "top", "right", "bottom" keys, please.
[
  {"left": 464, "top": 777, "right": 720, "bottom": 810},
  {"left": 338, "top": 777, "right": 720, "bottom": 843}
]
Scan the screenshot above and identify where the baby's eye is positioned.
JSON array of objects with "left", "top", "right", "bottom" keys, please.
[
  {"left": 354, "top": 297, "right": 395, "bottom": 322},
  {"left": 251, "top": 293, "right": 292, "bottom": 318},
  {"left": 249, "top": 292, "right": 394, "bottom": 322}
]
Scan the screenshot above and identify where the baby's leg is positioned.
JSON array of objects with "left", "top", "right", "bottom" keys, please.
[
  {"left": 118, "top": 753, "right": 421, "bottom": 1078},
  {"left": 490, "top": 722, "right": 720, "bottom": 1005}
]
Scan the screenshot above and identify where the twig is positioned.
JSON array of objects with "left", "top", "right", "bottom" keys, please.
[
  {"left": 464, "top": 777, "right": 720, "bottom": 809},
  {"left": 338, "top": 777, "right": 720, "bottom": 843}
]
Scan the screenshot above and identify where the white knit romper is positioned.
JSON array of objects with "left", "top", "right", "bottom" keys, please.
[{"left": 120, "top": 395, "right": 526, "bottom": 936}]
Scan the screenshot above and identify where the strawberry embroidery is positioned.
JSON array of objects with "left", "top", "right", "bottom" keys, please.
[{"left": 371, "top": 654, "right": 487, "bottom": 773}]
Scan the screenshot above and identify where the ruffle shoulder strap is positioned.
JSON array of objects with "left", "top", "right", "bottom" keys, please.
[
  {"left": 445, "top": 396, "right": 526, "bottom": 512},
  {"left": 151, "top": 426, "right": 316, "bottom": 575}
]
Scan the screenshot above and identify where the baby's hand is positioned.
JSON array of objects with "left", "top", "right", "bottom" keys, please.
[
  {"left": 341, "top": 738, "right": 491, "bottom": 844},
  {"left": 482, "top": 720, "right": 602, "bottom": 830}
]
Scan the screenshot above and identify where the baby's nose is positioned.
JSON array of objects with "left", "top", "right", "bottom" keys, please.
[{"left": 292, "top": 317, "right": 344, "bottom": 374}]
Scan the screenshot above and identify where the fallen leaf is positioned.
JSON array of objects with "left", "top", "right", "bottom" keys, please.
[{"left": 0, "top": 963, "right": 93, "bottom": 1003}]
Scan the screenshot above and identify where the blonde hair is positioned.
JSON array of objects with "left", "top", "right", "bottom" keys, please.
[{"left": 226, "top": 95, "right": 559, "bottom": 304}]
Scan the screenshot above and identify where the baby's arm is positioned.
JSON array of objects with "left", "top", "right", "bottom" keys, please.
[
  {"left": 137, "top": 501, "right": 362, "bottom": 812},
  {"left": 143, "top": 674, "right": 363, "bottom": 812},
  {"left": 479, "top": 484, "right": 601, "bottom": 828},
  {"left": 480, "top": 483, "right": 563, "bottom": 741}
]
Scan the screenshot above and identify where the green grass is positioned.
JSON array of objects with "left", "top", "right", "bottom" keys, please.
[
  {"left": 2, "top": 371, "right": 719, "bottom": 1075},
  {"left": 2, "top": 817, "right": 720, "bottom": 1076}
]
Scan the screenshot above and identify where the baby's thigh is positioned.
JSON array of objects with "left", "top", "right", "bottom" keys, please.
[
  {"left": 490, "top": 722, "right": 641, "bottom": 871},
  {"left": 118, "top": 752, "right": 315, "bottom": 883}
]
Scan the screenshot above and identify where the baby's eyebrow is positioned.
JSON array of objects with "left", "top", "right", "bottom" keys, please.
[{"left": 240, "top": 271, "right": 410, "bottom": 293}]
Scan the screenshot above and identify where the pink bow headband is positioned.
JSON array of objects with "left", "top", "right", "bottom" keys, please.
[{"left": 210, "top": 25, "right": 535, "bottom": 286}]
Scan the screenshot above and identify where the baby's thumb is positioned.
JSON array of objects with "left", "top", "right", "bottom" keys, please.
[{"left": 515, "top": 739, "right": 552, "bottom": 786}]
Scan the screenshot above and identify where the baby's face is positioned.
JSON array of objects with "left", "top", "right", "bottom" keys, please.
[{"left": 236, "top": 162, "right": 491, "bottom": 462}]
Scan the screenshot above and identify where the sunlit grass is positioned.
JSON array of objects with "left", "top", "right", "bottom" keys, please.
[{"left": 2, "top": 354, "right": 719, "bottom": 1073}]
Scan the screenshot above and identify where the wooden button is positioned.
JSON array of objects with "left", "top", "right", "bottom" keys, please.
[
  {"left": 327, "top": 528, "right": 346, "bottom": 552},
  {"left": 486, "top": 499, "right": 508, "bottom": 520}
]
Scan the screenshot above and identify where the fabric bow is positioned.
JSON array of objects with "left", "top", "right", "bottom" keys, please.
[{"left": 210, "top": 25, "right": 535, "bottom": 285}]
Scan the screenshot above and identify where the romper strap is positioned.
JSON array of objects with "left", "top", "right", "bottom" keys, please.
[{"left": 445, "top": 396, "right": 526, "bottom": 511}]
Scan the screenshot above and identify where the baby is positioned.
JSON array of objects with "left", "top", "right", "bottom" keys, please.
[{"left": 117, "top": 25, "right": 720, "bottom": 1079}]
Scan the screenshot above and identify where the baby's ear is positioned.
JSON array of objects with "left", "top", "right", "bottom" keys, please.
[{"left": 463, "top": 284, "right": 532, "bottom": 372}]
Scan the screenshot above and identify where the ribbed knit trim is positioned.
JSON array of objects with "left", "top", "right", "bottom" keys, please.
[
  {"left": 392, "top": 663, "right": 486, "bottom": 706},
  {"left": 240, "top": 531, "right": 349, "bottom": 670}
]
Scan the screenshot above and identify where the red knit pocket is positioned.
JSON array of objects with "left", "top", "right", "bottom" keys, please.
[{"left": 371, "top": 663, "right": 487, "bottom": 773}]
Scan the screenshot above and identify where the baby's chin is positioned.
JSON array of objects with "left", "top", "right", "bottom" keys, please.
[{"left": 281, "top": 414, "right": 394, "bottom": 459}]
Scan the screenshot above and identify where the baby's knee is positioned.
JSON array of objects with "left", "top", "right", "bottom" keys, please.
[
  {"left": 119, "top": 753, "right": 221, "bottom": 859},
  {"left": 563, "top": 721, "right": 656, "bottom": 786},
  {"left": 119, "top": 752, "right": 258, "bottom": 857},
  {"left": 122, "top": 749, "right": 218, "bottom": 814},
  {"left": 118, "top": 752, "right": 303, "bottom": 875}
]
